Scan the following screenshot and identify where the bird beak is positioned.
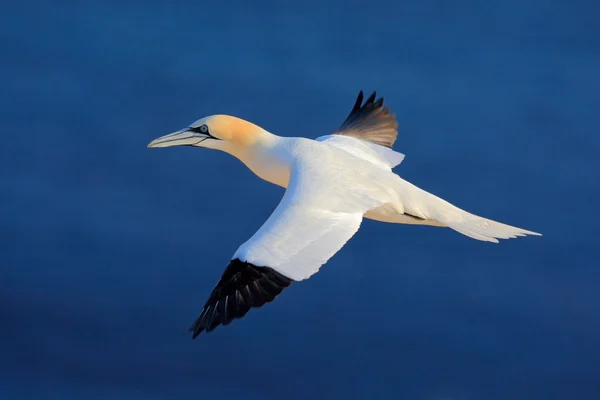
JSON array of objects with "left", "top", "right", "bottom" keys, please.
[{"left": 147, "top": 129, "right": 209, "bottom": 148}]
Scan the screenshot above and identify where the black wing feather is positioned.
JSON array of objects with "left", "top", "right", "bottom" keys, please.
[
  {"left": 333, "top": 90, "right": 399, "bottom": 149},
  {"left": 189, "top": 258, "right": 294, "bottom": 338}
]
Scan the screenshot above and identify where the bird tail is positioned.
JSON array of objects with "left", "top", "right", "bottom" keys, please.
[
  {"left": 436, "top": 207, "right": 541, "bottom": 243},
  {"left": 393, "top": 179, "right": 542, "bottom": 243}
]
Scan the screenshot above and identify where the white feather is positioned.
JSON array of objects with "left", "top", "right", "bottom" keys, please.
[
  {"left": 389, "top": 177, "right": 542, "bottom": 243},
  {"left": 233, "top": 139, "right": 394, "bottom": 281},
  {"left": 316, "top": 134, "right": 405, "bottom": 169}
]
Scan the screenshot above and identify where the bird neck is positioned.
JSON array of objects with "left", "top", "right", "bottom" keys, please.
[
  {"left": 221, "top": 128, "right": 279, "bottom": 158},
  {"left": 226, "top": 130, "right": 291, "bottom": 188}
]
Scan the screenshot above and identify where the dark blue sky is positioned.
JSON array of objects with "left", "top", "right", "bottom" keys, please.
[{"left": 1, "top": 1, "right": 599, "bottom": 399}]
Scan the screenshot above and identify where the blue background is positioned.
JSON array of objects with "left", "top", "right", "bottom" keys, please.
[{"left": 1, "top": 1, "right": 599, "bottom": 399}]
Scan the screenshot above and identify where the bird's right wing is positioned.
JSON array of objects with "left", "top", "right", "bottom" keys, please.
[{"left": 189, "top": 149, "right": 391, "bottom": 337}]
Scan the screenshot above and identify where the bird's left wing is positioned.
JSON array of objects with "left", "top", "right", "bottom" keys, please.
[
  {"left": 315, "top": 91, "right": 405, "bottom": 169},
  {"left": 189, "top": 149, "right": 390, "bottom": 337},
  {"left": 331, "top": 90, "right": 399, "bottom": 149}
]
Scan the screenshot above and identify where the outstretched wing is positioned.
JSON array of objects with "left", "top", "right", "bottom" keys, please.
[
  {"left": 332, "top": 90, "right": 399, "bottom": 149},
  {"left": 189, "top": 148, "right": 391, "bottom": 337}
]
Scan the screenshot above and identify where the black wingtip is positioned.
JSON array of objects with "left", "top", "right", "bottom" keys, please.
[
  {"left": 366, "top": 91, "right": 377, "bottom": 106},
  {"left": 353, "top": 90, "right": 364, "bottom": 112},
  {"left": 346, "top": 90, "right": 387, "bottom": 117},
  {"left": 188, "top": 259, "right": 294, "bottom": 338},
  {"left": 354, "top": 90, "right": 384, "bottom": 110},
  {"left": 334, "top": 90, "right": 398, "bottom": 149}
]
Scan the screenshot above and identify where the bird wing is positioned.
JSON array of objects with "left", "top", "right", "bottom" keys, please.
[
  {"left": 189, "top": 147, "right": 391, "bottom": 337},
  {"left": 316, "top": 134, "right": 405, "bottom": 169},
  {"left": 331, "top": 90, "right": 400, "bottom": 149}
]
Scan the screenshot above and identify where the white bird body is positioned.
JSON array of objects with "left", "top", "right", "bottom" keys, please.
[
  {"left": 147, "top": 91, "right": 541, "bottom": 337},
  {"left": 239, "top": 134, "right": 445, "bottom": 227}
]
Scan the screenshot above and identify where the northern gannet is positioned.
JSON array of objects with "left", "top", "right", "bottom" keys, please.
[{"left": 147, "top": 91, "right": 541, "bottom": 338}]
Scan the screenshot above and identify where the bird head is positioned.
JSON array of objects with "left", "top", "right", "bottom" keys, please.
[{"left": 147, "top": 115, "right": 264, "bottom": 153}]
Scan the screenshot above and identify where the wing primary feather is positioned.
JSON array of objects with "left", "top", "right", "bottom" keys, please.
[
  {"left": 234, "top": 291, "right": 251, "bottom": 318},
  {"left": 352, "top": 90, "right": 364, "bottom": 112},
  {"left": 242, "top": 286, "right": 259, "bottom": 307},
  {"left": 204, "top": 301, "right": 219, "bottom": 332},
  {"left": 334, "top": 90, "right": 399, "bottom": 149},
  {"left": 220, "top": 297, "right": 229, "bottom": 326},
  {"left": 189, "top": 258, "right": 294, "bottom": 338},
  {"left": 365, "top": 91, "right": 376, "bottom": 106}
]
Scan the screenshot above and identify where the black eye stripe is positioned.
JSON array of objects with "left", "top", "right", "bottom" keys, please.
[
  {"left": 188, "top": 124, "right": 221, "bottom": 140},
  {"left": 189, "top": 124, "right": 209, "bottom": 134}
]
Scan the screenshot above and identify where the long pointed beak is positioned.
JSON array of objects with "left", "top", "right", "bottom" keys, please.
[{"left": 147, "top": 129, "right": 208, "bottom": 148}]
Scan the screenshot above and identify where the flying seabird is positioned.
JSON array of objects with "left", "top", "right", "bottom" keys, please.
[{"left": 147, "top": 91, "right": 541, "bottom": 338}]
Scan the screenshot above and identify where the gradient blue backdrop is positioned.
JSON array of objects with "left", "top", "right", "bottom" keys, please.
[{"left": 1, "top": 1, "right": 599, "bottom": 399}]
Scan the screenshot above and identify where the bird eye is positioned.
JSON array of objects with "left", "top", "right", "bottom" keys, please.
[{"left": 199, "top": 124, "right": 208, "bottom": 134}]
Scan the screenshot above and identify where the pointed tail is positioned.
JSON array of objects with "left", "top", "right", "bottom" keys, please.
[
  {"left": 439, "top": 210, "right": 541, "bottom": 243},
  {"left": 394, "top": 178, "right": 542, "bottom": 243}
]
